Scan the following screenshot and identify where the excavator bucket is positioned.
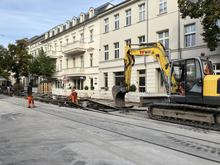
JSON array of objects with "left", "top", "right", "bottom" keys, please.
[{"left": 112, "top": 85, "right": 127, "bottom": 108}]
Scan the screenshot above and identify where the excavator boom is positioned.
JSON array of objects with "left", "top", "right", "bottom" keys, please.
[{"left": 113, "top": 42, "right": 177, "bottom": 107}]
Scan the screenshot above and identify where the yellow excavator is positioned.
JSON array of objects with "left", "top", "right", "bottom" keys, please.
[{"left": 112, "top": 42, "right": 220, "bottom": 130}]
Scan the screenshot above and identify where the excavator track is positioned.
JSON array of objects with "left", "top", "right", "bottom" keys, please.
[{"left": 148, "top": 103, "right": 220, "bottom": 131}]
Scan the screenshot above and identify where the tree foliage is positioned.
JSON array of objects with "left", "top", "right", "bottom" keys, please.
[
  {"left": 0, "top": 45, "right": 10, "bottom": 79},
  {"left": 178, "top": 0, "right": 220, "bottom": 51},
  {"left": 30, "top": 49, "right": 55, "bottom": 78},
  {"left": 8, "top": 39, "right": 31, "bottom": 83}
]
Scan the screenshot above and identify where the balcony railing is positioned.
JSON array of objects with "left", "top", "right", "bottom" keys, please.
[
  {"left": 62, "top": 41, "right": 86, "bottom": 55},
  {"left": 46, "top": 50, "right": 62, "bottom": 59},
  {"left": 62, "top": 67, "right": 85, "bottom": 75}
]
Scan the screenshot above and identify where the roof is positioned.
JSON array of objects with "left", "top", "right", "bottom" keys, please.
[{"left": 29, "top": 2, "right": 115, "bottom": 44}]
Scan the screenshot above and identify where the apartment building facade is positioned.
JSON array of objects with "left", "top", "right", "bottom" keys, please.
[
  {"left": 29, "top": 0, "right": 220, "bottom": 101},
  {"left": 29, "top": 3, "right": 114, "bottom": 97}
]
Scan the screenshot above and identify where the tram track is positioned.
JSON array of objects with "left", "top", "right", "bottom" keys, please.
[
  {"left": 31, "top": 103, "right": 220, "bottom": 164},
  {"left": 2, "top": 96, "right": 220, "bottom": 163}
]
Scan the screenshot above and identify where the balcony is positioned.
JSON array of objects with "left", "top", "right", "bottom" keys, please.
[
  {"left": 62, "top": 41, "right": 86, "bottom": 55},
  {"left": 46, "top": 50, "right": 62, "bottom": 59}
]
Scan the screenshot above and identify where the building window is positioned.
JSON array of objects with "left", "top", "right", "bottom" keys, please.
[
  {"left": 104, "top": 18, "right": 109, "bottom": 33},
  {"left": 159, "top": 0, "right": 167, "bottom": 14},
  {"left": 90, "top": 53, "right": 93, "bottom": 67},
  {"left": 158, "top": 30, "right": 169, "bottom": 54},
  {"left": 65, "top": 59, "right": 69, "bottom": 70},
  {"left": 80, "top": 55, "right": 84, "bottom": 68},
  {"left": 60, "top": 60, "right": 62, "bottom": 71},
  {"left": 55, "top": 80, "right": 63, "bottom": 89},
  {"left": 126, "top": 9, "right": 131, "bottom": 26},
  {"left": 73, "top": 36, "right": 76, "bottom": 42},
  {"left": 90, "top": 78, "right": 94, "bottom": 90},
  {"left": 73, "top": 57, "right": 76, "bottom": 68},
  {"left": 74, "top": 79, "right": 84, "bottom": 90},
  {"left": 138, "top": 70, "right": 146, "bottom": 92},
  {"left": 125, "top": 39, "right": 131, "bottom": 46},
  {"left": 80, "top": 33, "right": 84, "bottom": 42},
  {"left": 54, "top": 43, "right": 57, "bottom": 51},
  {"left": 104, "top": 72, "right": 108, "bottom": 89},
  {"left": 104, "top": 45, "right": 109, "bottom": 61},
  {"left": 114, "top": 72, "right": 124, "bottom": 86},
  {"left": 45, "top": 46, "right": 48, "bottom": 52},
  {"left": 139, "top": 3, "right": 145, "bottom": 21},
  {"left": 114, "top": 14, "right": 119, "bottom": 30},
  {"left": 138, "top": 35, "right": 145, "bottom": 44},
  {"left": 60, "top": 41, "right": 62, "bottom": 51},
  {"left": 114, "top": 42, "right": 120, "bottom": 59},
  {"left": 90, "top": 29, "right": 94, "bottom": 42},
  {"left": 66, "top": 38, "right": 69, "bottom": 45},
  {"left": 184, "top": 23, "right": 196, "bottom": 47}
]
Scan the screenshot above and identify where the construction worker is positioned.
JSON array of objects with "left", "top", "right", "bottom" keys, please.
[
  {"left": 204, "top": 63, "right": 212, "bottom": 75},
  {"left": 27, "top": 82, "right": 35, "bottom": 108},
  {"left": 69, "top": 87, "right": 78, "bottom": 104}
]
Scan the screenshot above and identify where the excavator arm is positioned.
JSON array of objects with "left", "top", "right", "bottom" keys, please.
[{"left": 112, "top": 42, "right": 177, "bottom": 107}]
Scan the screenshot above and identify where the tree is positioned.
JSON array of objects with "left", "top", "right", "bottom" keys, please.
[
  {"left": 0, "top": 45, "right": 10, "bottom": 79},
  {"left": 29, "top": 49, "right": 55, "bottom": 79},
  {"left": 8, "top": 39, "right": 31, "bottom": 84},
  {"left": 178, "top": 0, "right": 220, "bottom": 51}
]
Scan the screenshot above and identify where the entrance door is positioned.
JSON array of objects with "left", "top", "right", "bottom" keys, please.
[{"left": 185, "top": 59, "right": 203, "bottom": 104}]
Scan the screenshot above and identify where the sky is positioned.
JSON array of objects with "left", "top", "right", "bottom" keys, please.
[{"left": 0, "top": 0, "right": 123, "bottom": 47}]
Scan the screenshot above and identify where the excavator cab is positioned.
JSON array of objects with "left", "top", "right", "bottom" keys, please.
[
  {"left": 169, "top": 57, "right": 218, "bottom": 106},
  {"left": 170, "top": 58, "right": 204, "bottom": 104}
]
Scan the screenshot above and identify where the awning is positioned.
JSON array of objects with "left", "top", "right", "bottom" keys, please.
[{"left": 67, "top": 76, "right": 86, "bottom": 80}]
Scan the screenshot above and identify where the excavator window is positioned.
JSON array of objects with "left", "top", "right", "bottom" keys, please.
[
  {"left": 171, "top": 61, "right": 185, "bottom": 95},
  {"left": 186, "top": 60, "right": 196, "bottom": 92}
]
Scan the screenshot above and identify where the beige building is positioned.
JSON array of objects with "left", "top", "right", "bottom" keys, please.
[{"left": 29, "top": 0, "right": 220, "bottom": 102}]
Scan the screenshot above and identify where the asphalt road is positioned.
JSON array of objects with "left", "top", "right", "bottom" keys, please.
[{"left": 0, "top": 95, "right": 220, "bottom": 165}]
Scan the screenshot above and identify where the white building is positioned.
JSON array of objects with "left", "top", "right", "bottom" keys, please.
[{"left": 29, "top": 0, "right": 220, "bottom": 102}]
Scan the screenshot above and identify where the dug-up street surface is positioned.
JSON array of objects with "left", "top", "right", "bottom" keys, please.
[{"left": 0, "top": 95, "right": 220, "bottom": 165}]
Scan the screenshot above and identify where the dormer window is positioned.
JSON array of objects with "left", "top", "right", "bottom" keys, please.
[
  {"left": 66, "top": 21, "right": 71, "bottom": 29},
  {"left": 63, "top": 24, "right": 66, "bottom": 31},
  {"left": 80, "top": 13, "right": 85, "bottom": 22},
  {"left": 57, "top": 27, "right": 60, "bottom": 33},
  {"left": 89, "top": 8, "right": 95, "bottom": 18},
  {"left": 45, "top": 32, "right": 49, "bottom": 39},
  {"left": 50, "top": 30, "right": 53, "bottom": 37},
  {"left": 72, "top": 17, "right": 78, "bottom": 26},
  {"left": 59, "top": 25, "right": 63, "bottom": 32}
]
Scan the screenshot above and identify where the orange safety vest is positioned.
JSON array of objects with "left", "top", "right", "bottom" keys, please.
[{"left": 70, "top": 91, "right": 78, "bottom": 103}]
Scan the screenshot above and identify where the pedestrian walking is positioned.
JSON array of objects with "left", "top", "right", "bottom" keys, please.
[
  {"left": 27, "top": 82, "right": 35, "bottom": 108},
  {"left": 69, "top": 87, "right": 78, "bottom": 104}
]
